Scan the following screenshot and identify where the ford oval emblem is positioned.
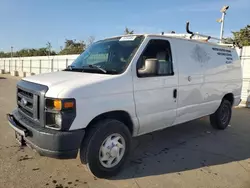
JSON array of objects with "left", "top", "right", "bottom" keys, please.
[{"left": 21, "top": 98, "right": 28, "bottom": 106}]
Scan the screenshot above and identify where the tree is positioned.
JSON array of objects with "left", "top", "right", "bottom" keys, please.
[
  {"left": 0, "top": 48, "right": 57, "bottom": 57},
  {"left": 59, "top": 39, "right": 86, "bottom": 55},
  {"left": 16, "top": 49, "right": 30, "bottom": 57},
  {"left": 232, "top": 25, "right": 250, "bottom": 46},
  {"left": 224, "top": 25, "right": 250, "bottom": 46},
  {"left": 223, "top": 37, "right": 234, "bottom": 44},
  {"left": 86, "top": 36, "right": 95, "bottom": 47},
  {"left": 0, "top": 51, "right": 10, "bottom": 58},
  {"left": 124, "top": 27, "right": 134, "bottom": 35}
]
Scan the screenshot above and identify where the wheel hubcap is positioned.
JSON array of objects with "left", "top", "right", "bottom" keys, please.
[{"left": 99, "top": 133, "right": 125, "bottom": 168}]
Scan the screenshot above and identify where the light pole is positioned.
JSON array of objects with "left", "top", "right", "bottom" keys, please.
[{"left": 217, "top": 5, "right": 229, "bottom": 43}]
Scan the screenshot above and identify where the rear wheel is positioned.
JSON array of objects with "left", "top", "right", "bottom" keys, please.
[
  {"left": 80, "top": 119, "right": 131, "bottom": 178},
  {"left": 210, "top": 99, "right": 232, "bottom": 130}
]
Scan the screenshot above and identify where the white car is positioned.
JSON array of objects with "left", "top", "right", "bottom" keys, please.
[{"left": 7, "top": 32, "right": 242, "bottom": 177}]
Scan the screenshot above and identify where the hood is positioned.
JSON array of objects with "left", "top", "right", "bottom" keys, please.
[
  {"left": 22, "top": 71, "right": 132, "bottom": 99},
  {"left": 22, "top": 71, "right": 118, "bottom": 98},
  {"left": 22, "top": 71, "right": 113, "bottom": 87}
]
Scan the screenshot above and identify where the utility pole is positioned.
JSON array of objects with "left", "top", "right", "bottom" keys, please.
[
  {"left": 46, "top": 42, "right": 52, "bottom": 72},
  {"left": 46, "top": 42, "right": 51, "bottom": 57},
  {"left": 10, "top": 46, "right": 13, "bottom": 72},
  {"left": 11, "top": 46, "right": 13, "bottom": 58},
  {"left": 217, "top": 5, "right": 229, "bottom": 43}
]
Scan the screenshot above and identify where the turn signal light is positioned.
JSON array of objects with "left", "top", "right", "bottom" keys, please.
[
  {"left": 53, "top": 100, "right": 62, "bottom": 110},
  {"left": 63, "top": 101, "right": 74, "bottom": 109},
  {"left": 53, "top": 99, "right": 75, "bottom": 110}
]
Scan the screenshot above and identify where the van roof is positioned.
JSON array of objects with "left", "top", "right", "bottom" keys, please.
[{"left": 105, "top": 34, "right": 235, "bottom": 49}]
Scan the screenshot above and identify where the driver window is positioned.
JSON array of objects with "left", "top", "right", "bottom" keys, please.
[{"left": 137, "top": 39, "right": 173, "bottom": 77}]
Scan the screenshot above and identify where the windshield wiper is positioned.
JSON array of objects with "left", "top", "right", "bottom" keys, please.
[
  {"left": 85, "top": 64, "right": 107, "bottom": 73},
  {"left": 65, "top": 65, "right": 75, "bottom": 70},
  {"left": 64, "top": 65, "right": 118, "bottom": 74}
]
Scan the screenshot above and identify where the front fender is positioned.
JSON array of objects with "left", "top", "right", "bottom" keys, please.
[{"left": 69, "top": 93, "right": 139, "bottom": 136}]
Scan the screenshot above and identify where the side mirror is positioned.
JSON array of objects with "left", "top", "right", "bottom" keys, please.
[{"left": 138, "top": 59, "right": 159, "bottom": 77}]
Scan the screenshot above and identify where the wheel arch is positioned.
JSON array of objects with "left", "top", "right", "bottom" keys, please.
[
  {"left": 86, "top": 110, "right": 135, "bottom": 135},
  {"left": 223, "top": 93, "right": 234, "bottom": 106}
]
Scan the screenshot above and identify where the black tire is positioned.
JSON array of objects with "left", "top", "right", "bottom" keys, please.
[
  {"left": 210, "top": 99, "right": 232, "bottom": 130},
  {"left": 80, "top": 119, "right": 131, "bottom": 178}
]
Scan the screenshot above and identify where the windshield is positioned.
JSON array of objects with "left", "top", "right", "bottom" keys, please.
[{"left": 67, "top": 35, "right": 144, "bottom": 74}]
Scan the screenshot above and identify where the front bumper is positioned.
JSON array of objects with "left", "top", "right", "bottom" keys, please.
[{"left": 7, "top": 110, "right": 85, "bottom": 159}]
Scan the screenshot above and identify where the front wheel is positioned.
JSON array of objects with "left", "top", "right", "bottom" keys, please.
[
  {"left": 210, "top": 99, "right": 232, "bottom": 130},
  {"left": 80, "top": 119, "right": 131, "bottom": 178}
]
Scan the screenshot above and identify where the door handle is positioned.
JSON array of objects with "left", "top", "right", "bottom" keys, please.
[{"left": 173, "top": 89, "right": 177, "bottom": 99}]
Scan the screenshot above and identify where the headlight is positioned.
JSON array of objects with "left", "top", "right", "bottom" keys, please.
[
  {"left": 45, "top": 98, "right": 76, "bottom": 130},
  {"left": 54, "top": 113, "right": 62, "bottom": 126}
]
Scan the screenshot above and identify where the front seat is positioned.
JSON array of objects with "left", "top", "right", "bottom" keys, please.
[{"left": 156, "top": 51, "right": 171, "bottom": 75}]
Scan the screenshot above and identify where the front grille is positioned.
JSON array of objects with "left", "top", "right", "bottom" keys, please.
[
  {"left": 18, "top": 105, "right": 33, "bottom": 117},
  {"left": 17, "top": 88, "right": 36, "bottom": 119},
  {"left": 16, "top": 80, "right": 48, "bottom": 126},
  {"left": 18, "top": 89, "right": 33, "bottom": 99}
]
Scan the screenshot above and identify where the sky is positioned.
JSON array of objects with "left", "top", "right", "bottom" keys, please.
[{"left": 0, "top": 0, "right": 249, "bottom": 52}]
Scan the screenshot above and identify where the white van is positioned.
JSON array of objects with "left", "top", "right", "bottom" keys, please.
[{"left": 7, "top": 30, "right": 242, "bottom": 177}]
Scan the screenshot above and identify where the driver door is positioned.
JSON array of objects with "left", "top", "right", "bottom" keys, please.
[{"left": 133, "top": 38, "right": 178, "bottom": 135}]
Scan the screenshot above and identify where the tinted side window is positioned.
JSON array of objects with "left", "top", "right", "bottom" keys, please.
[{"left": 137, "top": 39, "right": 173, "bottom": 77}]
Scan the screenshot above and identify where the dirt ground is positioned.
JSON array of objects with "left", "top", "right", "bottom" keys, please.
[{"left": 0, "top": 74, "right": 250, "bottom": 188}]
